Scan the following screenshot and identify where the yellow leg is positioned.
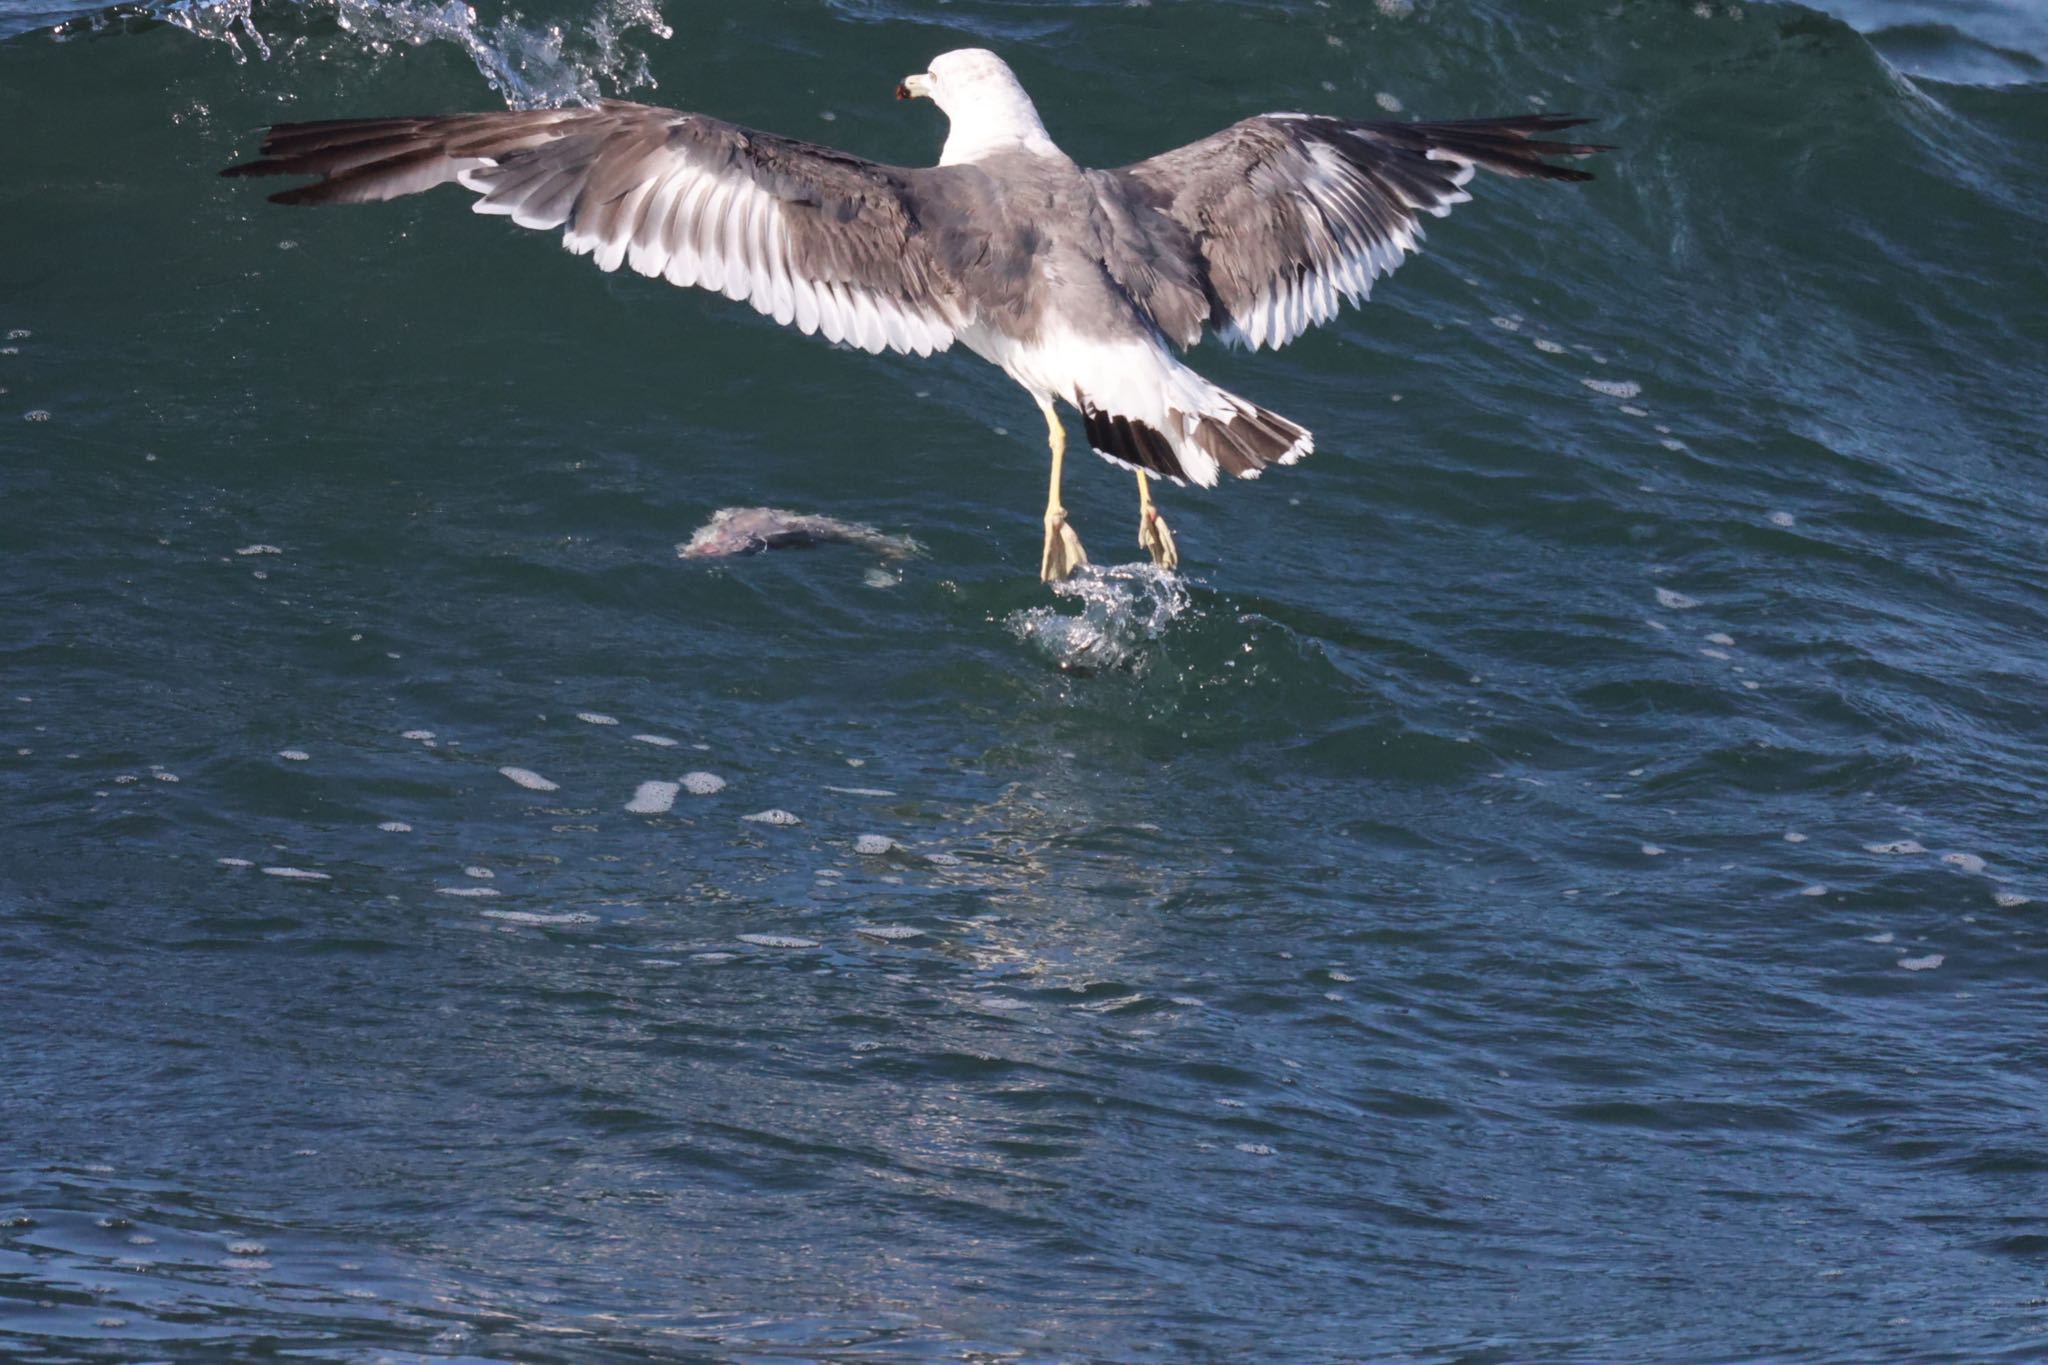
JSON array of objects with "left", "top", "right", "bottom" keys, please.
[
  {"left": 1038, "top": 399, "right": 1088, "bottom": 582},
  {"left": 1136, "top": 471, "right": 1179, "bottom": 571}
]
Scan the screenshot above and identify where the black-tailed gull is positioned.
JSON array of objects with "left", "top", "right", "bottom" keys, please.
[{"left": 223, "top": 48, "right": 1606, "bottom": 581}]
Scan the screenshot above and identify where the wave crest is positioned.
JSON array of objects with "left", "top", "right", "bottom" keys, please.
[{"left": 158, "top": 0, "right": 671, "bottom": 107}]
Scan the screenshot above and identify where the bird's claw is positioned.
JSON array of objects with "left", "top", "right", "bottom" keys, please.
[
  {"left": 1139, "top": 506, "right": 1179, "bottom": 572},
  {"left": 1040, "top": 509, "right": 1088, "bottom": 582}
]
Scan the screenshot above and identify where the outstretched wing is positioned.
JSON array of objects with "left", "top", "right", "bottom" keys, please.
[
  {"left": 222, "top": 101, "right": 958, "bottom": 357},
  {"left": 1110, "top": 114, "right": 1607, "bottom": 352}
]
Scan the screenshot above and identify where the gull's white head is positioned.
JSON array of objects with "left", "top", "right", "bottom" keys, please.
[{"left": 896, "top": 48, "right": 1057, "bottom": 165}]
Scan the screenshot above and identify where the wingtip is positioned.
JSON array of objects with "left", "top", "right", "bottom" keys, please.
[{"left": 266, "top": 183, "right": 327, "bottom": 206}]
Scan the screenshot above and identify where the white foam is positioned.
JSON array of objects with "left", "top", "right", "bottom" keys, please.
[
  {"left": 926, "top": 851, "right": 962, "bottom": 866},
  {"left": 437, "top": 886, "right": 500, "bottom": 897},
  {"left": 481, "top": 909, "right": 594, "bottom": 924},
  {"left": 626, "top": 780, "right": 679, "bottom": 814},
  {"left": 1641, "top": 843, "right": 1665, "bottom": 856},
  {"left": 855, "top": 925, "right": 921, "bottom": 941},
  {"left": 1897, "top": 953, "right": 1944, "bottom": 972},
  {"left": 1707, "top": 632, "right": 1735, "bottom": 647},
  {"left": 825, "top": 786, "right": 895, "bottom": 797},
  {"left": 262, "top": 866, "right": 329, "bottom": 881},
  {"left": 234, "top": 544, "right": 282, "bottom": 556},
  {"left": 737, "top": 933, "right": 820, "bottom": 949},
  {"left": 499, "top": 766, "right": 558, "bottom": 792},
  {"left": 576, "top": 712, "right": 618, "bottom": 726},
  {"left": 692, "top": 951, "right": 737, "bottom": 963},
  {"left": 1864, "top": 840, "right": 1926, "bottom": 855},
  {"left": 1800, "top": 884, "right": 1828, "bottom": 897},
  {"left": 1235, "top": 1143, "right": 1277, "bottom": 1156},
  {"left": 854, "top": 835, "right": 899, "bottom": 855},
  {"left": 681, "top": 771, "right": 726, "bottom": 796},
  {"left": 1784, "top": 832, "right": 1808, "bottom": 843},
  {"left": 1941, "top": 852, "right": 1987, "bottom": 875},
  {"left": 153, "top": 771, "right": 179, "bottom": 783},
  {"left": 1659, "top": 438, "right": 1687, "bottom": 452},
  {"left": 1654, "top": 588, "right": 1700, "bottom": 610},
  {"left": 1865, "top": 931, "right": 1894, "bottom": 944},
  {"left": 1994, "top": 892, "right": 2031, "bottom": 909},
  {"left": 1768, "top": 511, "right": 1796, "bottom": 527},
  {"left": 1620, "top": 404, "right": 1649, "bottom": 417},
  {"left": 377, "top": 820, "right": 412, "bottom": 833},
  {"left": 1582, "top": 378, "right": 1642, "bottom": 399},
  {"left": 632, "top": 734, "right": 679, "bottom": 747},
  {"left": 401, "top": 729, "right": 435, "bottom": 742},
  {"left": 863, "top": 568, "right": 899, "bottom": 589},
  {"left": 1009, "top": 564, "right": 1192, "bottom": 672},
  {"left": 743, "top": 808, "right": 801, "bottom": 826},
  {"left": 1533, "top": 338, "right": 1566, "bottom": 354},
  {"left": 277, "top": 749, "right": 310, "bottom": 762},
  {"left": 217, "top": 857, "right": 254, "bottom": 868},
  {"left": 1490, "top": 316, "right": 1521, "bottom": 333},
  {"left": 464, "top": 866, "right": 494, "bottom": 879}
]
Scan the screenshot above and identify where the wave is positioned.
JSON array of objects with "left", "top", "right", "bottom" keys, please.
[
  {"left": 1794, "top": 0, "right": 2048, "bottom": 84},
  {"left": 27, "top": 0, "right": 674, "bottom": 106}
]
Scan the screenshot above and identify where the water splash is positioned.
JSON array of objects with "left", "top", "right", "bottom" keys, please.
[
  {"left": 1007, "top": 564, "right": 1193, "bottom": 673},
  {"left": 157, "top": 0, "right": 671, "bottom": 107}
]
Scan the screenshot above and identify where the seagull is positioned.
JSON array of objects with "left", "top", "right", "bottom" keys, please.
[{"left": 223, "top": 48, "right": 1605, "bottom": 581}]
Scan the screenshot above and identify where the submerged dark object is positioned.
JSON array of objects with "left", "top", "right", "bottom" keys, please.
[{"left": 677, "top": 507, "right": 921, "bottom": 560}]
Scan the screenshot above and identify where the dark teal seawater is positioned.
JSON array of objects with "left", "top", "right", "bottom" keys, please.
[{"left": 4, "top": 1, "right": 2047, "bottom": 1360}]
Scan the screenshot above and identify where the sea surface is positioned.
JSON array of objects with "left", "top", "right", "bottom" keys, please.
[{"left": 4, "top": 1, "right": 2046, "bottom": 1360}]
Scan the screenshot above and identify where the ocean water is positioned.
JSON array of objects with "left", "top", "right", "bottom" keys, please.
[{"left": 3, "top": 0, "right": 2046, "bottom": 1359}]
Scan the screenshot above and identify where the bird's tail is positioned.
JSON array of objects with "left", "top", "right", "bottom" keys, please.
[{"left": 1077, "top": 366, "right": 1312, "bottom": 489}]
